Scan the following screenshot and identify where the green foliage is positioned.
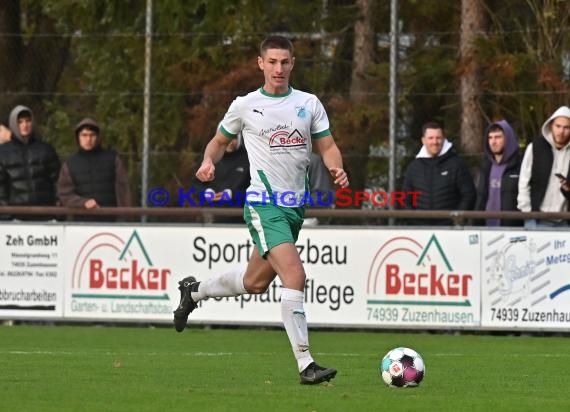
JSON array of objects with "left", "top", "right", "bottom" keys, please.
[
  {"left": 35, "top": 1, "right": 330, "bottom": 203},
  {"left": 476, "top": 0, "right": 570, "bottom": 145},
  {"left": 5, "top": 0, "right": 569, "bottom": 205},
  {"left": 397, "top": 1, "right": 461, "bottom": 141}
]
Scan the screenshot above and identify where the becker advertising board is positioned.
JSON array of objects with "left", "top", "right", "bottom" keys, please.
[
  {"left": 64, "top": 227, "right": 177, "bottom": 320},
  {"left": 363, "top": 231, "right": 481, "bottom": 328},
  {"left": 481, "top": 231, "right": 570, "bottom": 329},
  {"left": 64, "top": 225, "right": 279, "bottom": 322}
]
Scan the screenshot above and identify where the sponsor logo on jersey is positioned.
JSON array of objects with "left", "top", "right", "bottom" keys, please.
[{"left": 268, "top": 129, "right": 307, "bottom": 151}]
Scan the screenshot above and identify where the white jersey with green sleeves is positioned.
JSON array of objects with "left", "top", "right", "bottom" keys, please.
[{"left": 219, "top": 86, "right": 331, "bottom": 207}]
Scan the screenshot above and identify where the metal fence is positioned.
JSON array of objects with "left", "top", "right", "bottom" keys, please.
[{"left": 2, "top": 206, "right": 570, "bottom": 228}]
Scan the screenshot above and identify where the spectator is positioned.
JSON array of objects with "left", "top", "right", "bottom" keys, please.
[
  {"left": 517, "top": 106, "right": 570, "bottom": 228},
  {"left": 401, "top": 121, "right": 476, "bottom": 225},
  {"left": 189, "top": 133, "right": 249, "bottom": 223},
  {"left": 304, "top": 152, "right": 334, "bottom": 226},
  {"left": 474, "top": 120, "right": 522, "bottom": 226},
  {"left": 57, "top": 118, "right": 132, "bottom": 221},
  {"left": 0, "top": 116, "right": 11, "bottom": 145},
  {"left": 0, "top": 105, "right": 60, "bottom": 220}
]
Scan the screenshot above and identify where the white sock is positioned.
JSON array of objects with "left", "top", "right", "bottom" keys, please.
[
  {"left": 281, "top": 288, "right": 314, "bottom": 372},
  {"left": 191, "top": 266, "right": 247, "bottom": 301}
]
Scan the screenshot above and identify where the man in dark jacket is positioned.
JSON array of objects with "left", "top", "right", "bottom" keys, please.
[
  {"left": 190, "top": 133, "right": 249, "bottom": 223},
  {"left": 0, "top": 105, "right": 60, "bottom": 220},
  {"left": 401, "top": 121, "right": 476, "bottom": 225},
  {"left": 57, "top": 118, "right": 132, "bottom": 221},
  {"left": 304, "top": 152, "right": 334, "bottom": 226},
  {"left": 474, "top": 120, "right": 522, "bottom": 226}
]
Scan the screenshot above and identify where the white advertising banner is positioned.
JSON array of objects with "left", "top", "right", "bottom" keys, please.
[
  {"left": 0, "top": 224, "right": 64, "bottom": 318},
  {"left": 481, "top": 231, "right": 570, "bottom": 330},
  {"left": 7, "top": 223, "right": 570, "bottom": 331},
  {"left": 64, "top": 226, "right": 194, "bottom": 321},
  {"left": 196, "top": 228, "right": 481, "bottom": 328},
  {"left": 353, "top": 229, "right": 481, "bottom": 328},
  {"left": 62, "top": 225, "right": 481, "bottom": 328}
]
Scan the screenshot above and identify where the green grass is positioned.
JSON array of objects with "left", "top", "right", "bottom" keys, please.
[{"left": 0, "top": 325, "right": 568, "bottom": 412}]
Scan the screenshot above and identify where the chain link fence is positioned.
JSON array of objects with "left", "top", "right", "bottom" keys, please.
[{"left": 0, "top": 2, "right": 568, "bottom": 215}]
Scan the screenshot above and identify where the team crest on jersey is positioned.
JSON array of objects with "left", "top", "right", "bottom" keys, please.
[
  {"left": 268, "top": 129, "right": 308, "bottom": 153},
  {"left": 295, "top": 106, "right": 306, "bottom": 118}
]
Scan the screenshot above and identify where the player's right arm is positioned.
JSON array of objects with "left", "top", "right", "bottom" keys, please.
[{"left": 196, "top": 131, "right": 231, "bottom": 182}]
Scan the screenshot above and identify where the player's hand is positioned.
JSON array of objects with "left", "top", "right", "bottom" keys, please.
[
  {"left": 214, "top": 189, "right": 232, "bottom": 201},
  {"left": 84, "top": 199, "right": 99, "bottom": 209},
  {"left": 196, "top": 160, "right": 215, "bottom": 182},
  {"left": 202, "top": 189, "right": 224, "bottom": 202},
  {"left": 559, "top": 177, "right": 569, "bottom": 192},
  {"left": 329, "top": 167, "right": 349, "bottom": 188}
]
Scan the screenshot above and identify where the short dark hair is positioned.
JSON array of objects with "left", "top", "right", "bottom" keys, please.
[
  {"left": 77, "top": 125, "right": 99, "bottom": 136},
  {"left": 421, "top": 121, "right": 443, "bottom": 136},
  {"left": 488, "top": 124, "right": 504, "bottom": 134},
  {"left": 17, "top": 110, "right": 32, "bottom": 120},
  {"left": 260, "top": 36, "right": 294, "bottom": 56}
]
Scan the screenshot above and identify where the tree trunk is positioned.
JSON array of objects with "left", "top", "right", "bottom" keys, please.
[
  {"left": 459, "top": 0, "right": 485, "bottom": 155},
  {"left": 350, "top": 0, "right": 375, "bottom": 104},
  {"left": 0, "top": 1, "right": 70, "bottom": 123},
  {"left": 0, "top": 1, "right": 22, "bottom": 116},
  {"left": 343, "top": 0, "right": 376, "bottom": 197}
]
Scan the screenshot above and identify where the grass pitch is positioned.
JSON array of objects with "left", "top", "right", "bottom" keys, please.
[{"left": 0, "top": 324, "right": 568, "bottom": 412}]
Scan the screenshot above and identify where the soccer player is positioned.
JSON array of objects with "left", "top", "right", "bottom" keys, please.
[{"left": 173, "top": 35, "right": 348, "bottom": 384}]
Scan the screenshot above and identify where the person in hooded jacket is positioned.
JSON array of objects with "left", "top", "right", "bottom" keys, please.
[
  {"left": 474, "top": 120, "right": 522, "bottom": 226},
  {"left": 518, "top": 106, "right": 570, "bottom": 228},
  {"left": 57, "top": 118, "right": 132, "bottom": 221},
  {"left": 401, "top": 121, "right": 476, "bottom": 225},
  {"left": 0, "top": 105, "right": 60, "bottom": 220}
]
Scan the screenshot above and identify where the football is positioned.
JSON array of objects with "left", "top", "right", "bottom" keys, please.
[{"left": 380, "top": 347, "right": 425, "bottom": 387}]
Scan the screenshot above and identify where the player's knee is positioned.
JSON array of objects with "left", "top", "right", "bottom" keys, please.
[
  {"left": 289, "top": 272, "right": 306, "bottom": 290},
  {"left": 244, "top": 282, "right": 269, "bottom": 294},
  {"left": 243, "top": 277, "right": 271, "bottom": 294}
]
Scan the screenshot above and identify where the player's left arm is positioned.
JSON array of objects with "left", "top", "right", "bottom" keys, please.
[{"left": 313, "top": 135, "right": 349, "bottom": 188}]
